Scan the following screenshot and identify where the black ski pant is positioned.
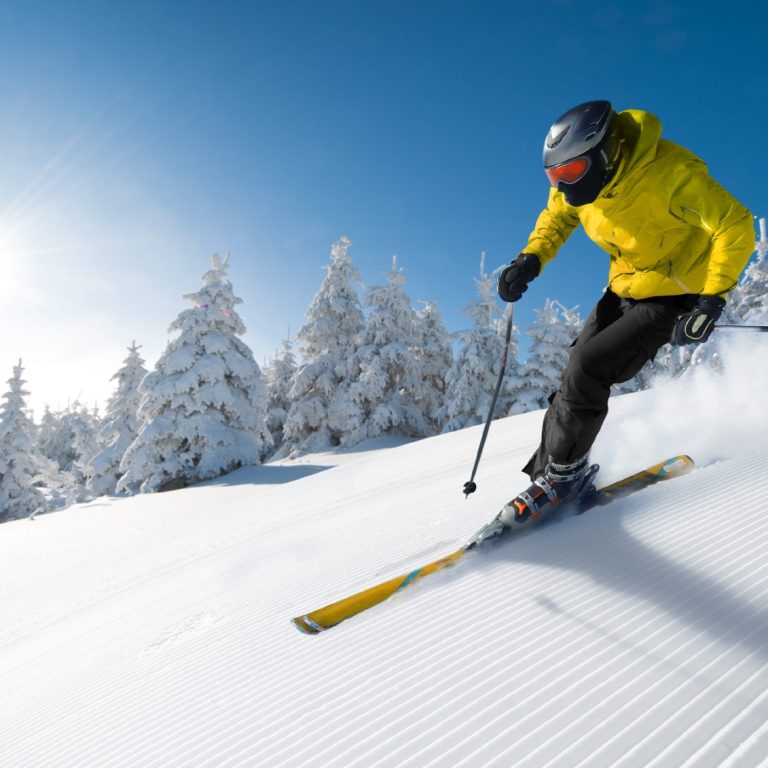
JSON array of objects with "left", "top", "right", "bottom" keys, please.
[{"left": 523, "top": 289, "right": 696, "bottom": 480}]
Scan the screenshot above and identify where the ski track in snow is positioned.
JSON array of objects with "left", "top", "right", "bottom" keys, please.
[{"left": 1, "top": 391, "right": 768, "bottom": 767}]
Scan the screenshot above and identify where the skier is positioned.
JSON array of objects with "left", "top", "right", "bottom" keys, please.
[{"left": 497, "top": 100, "right": 754, "bottom": 525}]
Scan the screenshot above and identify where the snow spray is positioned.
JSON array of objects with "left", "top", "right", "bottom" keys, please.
[{"left": 593, "top": 333, "right": 768, "bottom": 481}]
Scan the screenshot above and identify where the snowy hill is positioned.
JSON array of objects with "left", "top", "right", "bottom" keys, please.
[{"left": 2, "top": 340, "right": 768, "bottom": 767}]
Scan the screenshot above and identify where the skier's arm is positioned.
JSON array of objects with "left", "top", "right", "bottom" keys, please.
[
  {"left": 522, "top": 187, "right": 581, "bottom": 269},
  {"left": 671, "top": 169, "right": 754, "bottom": 297}
]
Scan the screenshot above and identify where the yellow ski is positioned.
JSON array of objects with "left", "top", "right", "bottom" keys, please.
[{"left": 292, "top": 455, "right": 694, "bottom": 634}]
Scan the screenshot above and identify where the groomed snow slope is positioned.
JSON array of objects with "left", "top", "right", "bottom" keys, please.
[{"left": 2, "top": 346, "right": 768, "bottom": 768}]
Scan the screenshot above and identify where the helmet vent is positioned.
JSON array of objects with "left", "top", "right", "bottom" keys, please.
[{"left": 547, "top": 125, "right": 569, "bottom": 148}]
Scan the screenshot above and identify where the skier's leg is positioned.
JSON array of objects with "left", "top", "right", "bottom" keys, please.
[
  {"left": 541, "top": 297, "right": 681, "bottom": 471},
  {"left": 523, "top": 289, "right": 623, "bottom": 479},
  {"left": 507, "top": 296, "right": 681, "bottom": 525}
]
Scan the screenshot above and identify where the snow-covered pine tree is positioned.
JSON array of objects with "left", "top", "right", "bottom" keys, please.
[
  {"left": 86, "top": 342, "right": 149, "bottom": 496},
  {"left": 63, "top": 404, "right": 99, "bottom": 489},
  {"left": 35, "top": 402, "right": 99, "bottom": 500},
  {"left": 332, "top": 256, "right": 429, "bottom": 446},
  {"left": 511, "top": 299, "right": 582, "bottom": 414},
  {"left": 264, "top": 336, "right": 297, "bottom": 455},
  {"left": 37, "top": 405, "right": 61, "bottom": 463},
  {"left": 732, "top": 216, "right": 768, "bottom": 324},
  {"left": 438, "top": 253, "right": 521, "bottom": 432},
  {"left": 282, "top": 236, "right": 365, "bottom": 454},
  {"left": 117, "top": 254, "right": 270, "bottom": 493},
  {"left": 499, "top": 304, "right": 528, "bottom": 415},
  {"left": 412, "top": 300, "right": 453, "bottom": 432},
  {"left": 0, "top": 361, "right": 59, "bottom": 520}
]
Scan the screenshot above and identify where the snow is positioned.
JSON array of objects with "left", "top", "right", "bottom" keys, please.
[{"left": 2, "top": 342, "right": 768, "bottom": 766}]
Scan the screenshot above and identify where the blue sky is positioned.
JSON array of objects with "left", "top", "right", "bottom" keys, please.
[{"left": 0, "top": 0, "right": 765, "bottom": 411}]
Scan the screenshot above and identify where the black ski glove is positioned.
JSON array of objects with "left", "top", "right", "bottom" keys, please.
[
  {"left": 498, "top": 253, "right": 541, "bottom": 303},
  {"left": 671, "top": 295, "right": 725, "bottom": 345}
]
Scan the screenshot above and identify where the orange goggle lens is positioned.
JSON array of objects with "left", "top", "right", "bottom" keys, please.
[{"left": 545, "top": 156, "right": 590, "bottom": 186}]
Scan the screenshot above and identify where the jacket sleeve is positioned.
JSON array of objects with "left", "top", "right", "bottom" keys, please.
[
  {"left": 671, "top": 167, "right": 754, "bottom": 297},
  {"left": 523, "top": 187, "right": 580, "bottom": 268}
]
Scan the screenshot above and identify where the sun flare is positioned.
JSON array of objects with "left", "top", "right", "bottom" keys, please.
[{"left": 0, "top": 233, "right": 26, "bottom": 302}]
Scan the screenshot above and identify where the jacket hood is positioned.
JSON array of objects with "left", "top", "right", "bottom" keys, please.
[{"left": 600, "top": 109, "right": 662, "bottom": 197}]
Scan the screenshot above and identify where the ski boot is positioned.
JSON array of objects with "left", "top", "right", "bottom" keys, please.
[{"left": 499, "top": 455, "right": 599, "bottom": 526}]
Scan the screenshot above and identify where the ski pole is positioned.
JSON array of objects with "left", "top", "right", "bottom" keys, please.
[
  {"left": 463, "top": 309, "right": 514, "bottom": 498},
  {"left": 715, "top": 324, "right": 768, "bottom": 332}
]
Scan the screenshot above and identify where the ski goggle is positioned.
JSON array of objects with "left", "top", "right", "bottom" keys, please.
[{"left": 545, "top": 155, "right": 590, "bottom": 187}]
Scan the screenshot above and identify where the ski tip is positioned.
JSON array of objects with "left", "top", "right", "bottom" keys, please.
[
  {"left": 659, "top": 455, "right": 695, "bottom": 477},
  {"left": 292, "top": 615, "right": 325, "bottom": 635}
]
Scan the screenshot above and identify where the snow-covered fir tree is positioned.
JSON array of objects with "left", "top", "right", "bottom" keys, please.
[
  {"left": 36, "top": 402, "right": 99, "bottom": 500},
  {"left": 86, "top": 342, "right": 149, "bottom": 496},
  {"left": 0, "top": 361, "right": 59, "bottom": 521},
  {"left": 263, "top": 336, "right": 297, "bottom": 455},
  {"left": 63, "top": 404, "right": 99, "bottom": 488},
  {"left": 37, "top": 405, "right": 61, "bottom": 462},
  {"left": 732, "top": 216, "right": 768, "bottom": 324},
  {"left": 499, "top": 304, "right": 528, "bottom": 414},
  {"left": 332, "top": 256, "right": 430, "bottom": 445},
  {"left": 282, "top": 236, "right": 365, "bottom": 454},
  {"left": 511, "top": 299, "right": 582, "bottom": 414},
  {"left": 412, "top": 301, "right": 453, "bottom": 432},
  {"left": 118, "top": 254, "right": 270, "bottom": 493},
  {"left": 438, "top": 253, "right": 521, "bottom": 431}
]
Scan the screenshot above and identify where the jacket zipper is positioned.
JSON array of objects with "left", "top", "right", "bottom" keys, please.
[{"left": 669, "top": 260, "right": 693, "bottom": 293}]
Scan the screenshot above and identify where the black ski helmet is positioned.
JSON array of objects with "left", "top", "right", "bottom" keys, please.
[{"left": 543, "top": 100, "right": 619, "bottom": 206}]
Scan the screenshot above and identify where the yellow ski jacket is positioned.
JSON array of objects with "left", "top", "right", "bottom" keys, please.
[{"left": 524, "top": 110, "right": 754, "bottom": 299}]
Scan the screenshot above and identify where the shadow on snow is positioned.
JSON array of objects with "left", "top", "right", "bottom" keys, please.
[
  {"left": 480, "top": 500, "right": 768, "bottom": 669},
  {"left": 197, "top": 463, "right": 331, "bottom": 487}
]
